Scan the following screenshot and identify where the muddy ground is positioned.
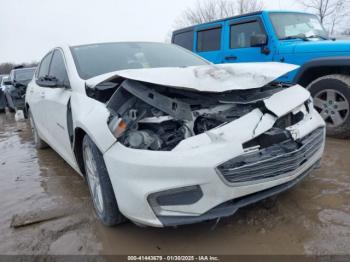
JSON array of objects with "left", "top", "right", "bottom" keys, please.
[{"left": 0, "top": 112, "right": 349, "bottom": 255}]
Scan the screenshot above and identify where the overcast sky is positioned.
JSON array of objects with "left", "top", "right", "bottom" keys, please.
[{"left": 0, "top": 0, "right": 303, "bottom": 63}]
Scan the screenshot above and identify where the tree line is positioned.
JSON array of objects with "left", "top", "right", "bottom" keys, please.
[{"left": 0, "top": 62, "right": 38, "bottom": 75}]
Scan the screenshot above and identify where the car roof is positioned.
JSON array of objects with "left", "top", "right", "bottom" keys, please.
[
  {"left": 172, "top": 10, "right": 314, "bottom": 34},
  {"left": 173, "top": 11, "right": 263, "bottom": 34},
  {"left": 12, "top": 67, "right": 36, "bottom": 73}
]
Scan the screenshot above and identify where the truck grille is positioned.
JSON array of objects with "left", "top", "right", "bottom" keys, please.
[{"left": 217, "top": 128, "right": 325, "bottom": 184}]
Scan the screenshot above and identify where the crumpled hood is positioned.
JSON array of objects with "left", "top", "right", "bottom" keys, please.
[{"left": 86, "top": 62, "right": 298, "bottom": 92}]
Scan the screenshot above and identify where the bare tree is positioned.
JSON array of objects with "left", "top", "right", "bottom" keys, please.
[
  {"left": 343, "top": 29, "right": 350, "bottom": 35},
  {"left": 299, "top": 0, "right": 350, "bottom": 33},
  {"left": 174, "top": 0, "right": 263, "bottom": 28},
  {"left": 328, "top": 0, "right": 349, "bottom": 34},
  {"left": 237, "top": 0, "right": 264, "bottom": 15}
]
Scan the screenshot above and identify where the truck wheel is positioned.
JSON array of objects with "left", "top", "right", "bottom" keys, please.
[
  {"left": 82, "top": 135, "right": 126, "bottom": 226},
  {"left": 307, "top": 74, "right": 350, "bottom": 139}
]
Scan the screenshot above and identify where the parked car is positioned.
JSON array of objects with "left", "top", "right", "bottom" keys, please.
[
  {"left": 0, "top": 74, "right": 6, "bottom": 84},
  {"left": 0, "top": 75, "right": 9, "bottom": 113},
  {"left": 5, "top": 67, "right": 36, "bottom": 112},
  {"left": 26, "top": 42, "right": 325, "bottom": 227},
  {"left": 172, "top": 10, "right": 350, "bottom": 138}
]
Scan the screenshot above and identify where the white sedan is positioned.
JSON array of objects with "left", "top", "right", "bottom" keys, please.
[{"left": 25, "top": 42, "right": 325, "bottom": 227}]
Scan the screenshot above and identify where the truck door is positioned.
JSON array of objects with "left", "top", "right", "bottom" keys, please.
[
  {"left": 194, "top": 23, "right": 224, "bottom": 64},
  {"left": 223, "top": 16, "right": 273, "bottom": 63}
]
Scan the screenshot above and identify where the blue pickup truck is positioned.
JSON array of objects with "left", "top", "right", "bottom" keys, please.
[{"left": 172, "top": 10, "right": 350, "bottom": 138}]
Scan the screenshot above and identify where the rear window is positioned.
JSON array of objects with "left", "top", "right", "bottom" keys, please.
[
  {"left": 197, "top": 27, "right": 222, "bottom": 52},
  {"left": 172, "top": 30, "right": 194, "bottom": 51}
]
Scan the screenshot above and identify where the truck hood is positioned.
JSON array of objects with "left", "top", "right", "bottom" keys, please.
[
  {"left": 281, "top": 40, "right": 350, "bottom": 54},
  {"left": 86, "top": 62, "right": 298, "bottom": 92}
]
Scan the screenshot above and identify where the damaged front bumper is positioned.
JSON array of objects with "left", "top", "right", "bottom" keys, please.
[{"left": 103, "top": 86, "right": 325, "bottom": 227}]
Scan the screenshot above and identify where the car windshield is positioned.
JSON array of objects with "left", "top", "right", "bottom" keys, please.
[
  {"left": 70, "top": 42, "right": 209, "bottom": 79},
  {"left": 269, "top": 13, "right": 328, "bottom": 40},
  {"left": 15, "top": 68, "right": 36, "bottom": 81}
]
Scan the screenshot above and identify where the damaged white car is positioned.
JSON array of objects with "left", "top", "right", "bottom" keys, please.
[{"left": 25, "top": 42, "right": 325, "bottom": 227}]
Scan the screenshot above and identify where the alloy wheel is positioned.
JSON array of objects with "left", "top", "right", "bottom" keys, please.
[
  {"left": 83, "top": 145, "right": 104, "bottom": 215},
  {"left": 313, "top": 89, "right": 350, "bottom": 127}
]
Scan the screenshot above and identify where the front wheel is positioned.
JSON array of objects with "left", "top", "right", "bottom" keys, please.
[
  {"left": 82, "top": 135, "right": 125, "bottom": 226},
  {"left": 307, "top": 74, "right": 350, "bottom": 139}
]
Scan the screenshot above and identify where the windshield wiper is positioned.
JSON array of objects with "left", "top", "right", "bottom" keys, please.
[
  {"left": 305, "top": 34, "right": 329, "bottom": 40},
  {"left": 280, "top": 34, "right": 308, "bottom": 41}
]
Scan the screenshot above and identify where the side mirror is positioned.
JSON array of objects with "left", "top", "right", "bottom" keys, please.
[
  {"left": 250, "top": 34, "right": 268, "bottom": 47},
  {"left": 36, "top": 76, "right": 63, "bottom": 88}
]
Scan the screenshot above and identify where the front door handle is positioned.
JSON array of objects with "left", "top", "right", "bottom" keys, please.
[{"left": 225, "top": 56, "right": 238, "bottom": 61}]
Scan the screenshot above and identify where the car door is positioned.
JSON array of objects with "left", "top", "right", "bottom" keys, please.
[
  {"left": 28, "top": 51, "right": 53, "bottom": 140},
  {"left": 41, "top": 49, "right": 76, "bottom": 166},
  {"left": 223, "top": 16, "right": 273, "bottom": 63},
  {"left": 195, "top": 23, "right": 224, "bottom": 63}
]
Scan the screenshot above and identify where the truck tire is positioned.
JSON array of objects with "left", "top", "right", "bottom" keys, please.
[
  {"left": 307, "top": 74, "right": 350, "bottom": 139},
  {"left": 82, "top": 135, "right": 126, "bottom": 226}
]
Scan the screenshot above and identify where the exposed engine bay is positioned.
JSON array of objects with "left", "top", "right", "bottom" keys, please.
[{"left": 101, "top": 79, "right": 308, "bottom": 151}]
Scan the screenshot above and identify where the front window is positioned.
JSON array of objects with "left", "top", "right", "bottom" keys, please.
[
  {"left": 71, "top": 42, "right": 209, "bottom": 79},
  {"left": 230, "top": 21, "right": 264, "bottom": 49},
  {"left": 270, "top": 13, "right": 328, "bottom": 40},
  {"left": 15, "top": 68, "right": 36, "bottom": 81}
]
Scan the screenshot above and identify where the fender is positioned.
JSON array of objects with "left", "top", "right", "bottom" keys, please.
[{"left": 294, "top": 56, "right": 350, "bottom": 87}]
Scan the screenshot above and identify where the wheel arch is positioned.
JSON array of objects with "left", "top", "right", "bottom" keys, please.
[
  {"left": 294, "top": 57, "right": 350, "bottom": 87},
  {"left": 25, "top": 103, "right": 30, "bottom": 118},
  {"left": 73, "top": 127, "right": 87, "bottom": 176},
  {"left": 72, "top": 125, "right": 116, "bottom": 177}
]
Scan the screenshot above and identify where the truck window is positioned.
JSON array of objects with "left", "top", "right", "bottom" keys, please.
[
  {"left": 230, "top": 21, "right": 264, "bottom": 49},
  {"left": 197, "top": 27, "right": 222, "bottom": 52},
  {"left": 173, "top": 30, "right": 194, "bottom": 51}
]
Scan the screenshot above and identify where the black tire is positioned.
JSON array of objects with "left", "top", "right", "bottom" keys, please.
[
  {"left": 307, "top": 74, "right": 350, "bottom": 139},
  {"left": 28, "top": 108, "right": 48, "bottom": 149},
  {"left": 82, "top": 135, "right": 126, "bottom": 226}
]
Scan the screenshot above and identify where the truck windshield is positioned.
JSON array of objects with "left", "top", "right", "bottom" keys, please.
[
  {"left": 71, "top": 42, "right": 209, "bottom": 79},
  {"left": 15, "top": 68, "right": 36, "bottom": 81},
  {"left": 269, "top": 13, "right": 328, "bottom": 40}
]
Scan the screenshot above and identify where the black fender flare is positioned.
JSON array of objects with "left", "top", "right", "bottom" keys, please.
[{"left": 293, "top": 56, "right": 350, "bottom": 87}]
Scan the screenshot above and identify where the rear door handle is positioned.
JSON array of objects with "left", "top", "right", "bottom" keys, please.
[
  {"left": 40, "top": 91, "right": 45, "bottom": 98},
  {"left": 225, "top": 56, "right": 238, "bottom": 61}
]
